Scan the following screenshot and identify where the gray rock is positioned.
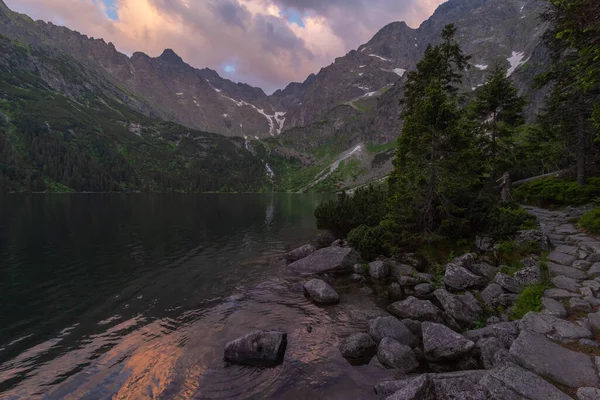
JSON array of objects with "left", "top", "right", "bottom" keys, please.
[
  {"left": 481, "top": 364, "right": 573, "bottom": 400},
  {"left": 581, "top": 242, "right": 600, "bottom": 254},
  {"left": 579, "top": 339, "right": 600, "bottom": 348},
  {"left": 398, "top": 253, "right": 422, "bottom": 268},
  {"left": 578, "top": 387, "right": 600, "bottom": 400},
  {"left": 548, "top": 262, "right": 587, "bottom": 280},
  {"left": 569, "top": 297, "right": 592, "bottom": 312},
  {"left": 498, "top": 293, "right": 518, "bottom": 307},
  {"left": 573, "top": 260, "right": 592, "bottom": 271},
  {"left": 339, "top": 332, "right": 376, "bottom": 359},
  {"left": 481, "top": 283, "right": 505, "bottom": 307},
  {"left": 476, "top": 235, "right": 494, "bottom": 252},
  {"left": 433, "top": 289, "right": 483, "bottom": 327},
  {"left": 386, "top": 375, "right": 435, "bottom": 400},
  {"left": 402, "top": 319, "right": 422, "bottom": 336},
  {"left": 548, "top": 251, "right": 577, "bottom": 266},
  {"left": 430, "top": 370, "right": 489, "bottom": 400},
  {"left": 398, "top": 276, "right": 421, "bottom": 286},
  {"left": 350, "top": 273, "right": 366, "bottom": 283},
  {"left": 556, "top": 224, "right": 579, "bottom": 235},
  {"left": 493, "top": 273, "right": 522, "bottom": 294},
  {"left": 368, "top": 316, "right": 416, "bottom": 347},
  {"left": 388, "top": 297, "right": 444, "bottom": 322},
  {"left": 374, "top": 378, "right": 415, "bottom": 396},
  {"left": 541, "top": 297, "right": 567, "bottom": 318},
  {"left": 377, "top": 338, "right": 419, "bottom": 372},
  {"left": 588, "top": 254, "right": 600, "bottom": 263},
  {"left": 466, "top": 262, "right": 498, "bottom": 280},
  {"left": 487, "top": 316, "right": 501, "bottom": 325},
  {"left": 369, "top": 260, "right": 389, "bottom": 279},
  {"left": 422, "top": 322, "right": 475, "bottom": 362},
  {"left": 288, "top": 246, "right": 360, "bottom": 275},
  {"left": 510, "top": 330, "right": 599, "bottom": 388},
  {"left": 463, "top": 322, "right": 520, "bottom": 349},
  {"left": 444, "top": 263, "right": 484, "bottom": 290},
  {"left": 415, "top": 273, "right": 434, "bottom": 283},
  {"left": 516, "top": 230, "right": 550, "bottom": 251},
  {"left": 580, "top": 286, "right": 594, "bottom": 297},
  {"left": 589, "top": 263, "right": 600, "bottom": 278},
  {"left": 555, "top": 244, "right": 579, "bottom": 255},
  {"left": 390, "top": 263, "right": 418, "bottom": 279},
  {"left": 514, "top": 266, "right": 543, "bottom": 286},
  {"left": 331, "top": 239, "right": 347, "bottom": 247},
  {"left": 284, "top": 244, "right": 316, "bottom": 262},
  {"left": 544, "top": 288, "right": 581, "bottom": 300},
  {"left": 451, "top": 253, "right": 476, "bottom": 269},
  {"left": 415, "top": 283, "right": 434, "bottom": 296},
  {"left": 315, "top": 231, "right": 335, "bottom": 248},
  {"left": 224, "top": 330, "right": 287, "bottom": 366},
  {"left": 551, "top": 275, "right": 582, "bottom": 293},
  {"left": 303, "top": 279, "right": 340, "bottom": 305},
  {"left": 477, "top": 337, "right": 509, "bottom": 369},
  {"left": 583, "top": 279, "right": 600, "bottom": 292},
  {"left": 587, "top": 312, "right": 600, "bottom": 330},
  {"left": 519, "top": 311, "right": 592, "bottom": 341},
  {"left": 388, "top": 283, "right": 403, "bottom": 300}
]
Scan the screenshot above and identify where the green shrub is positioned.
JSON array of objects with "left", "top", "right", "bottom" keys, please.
[
  {"left": 579, "top": 207, "right": 600, "bottom": 234},
  {"left": 511, "top": 284, "right": 547, "bottom": 319},
  {"left": 486, "top": 203, "right": 538, "bottom": 241},
  {"left": 347, "top": 224, "right": 391, "bottom": 261},
  {"left": 514, "top": 177, "right": 600, "bottom": 207},
  {"left": 314, "top": 185, "right": 387, "bottom": 238}
]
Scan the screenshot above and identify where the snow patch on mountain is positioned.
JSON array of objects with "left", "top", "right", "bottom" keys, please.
[
  {"left": 475, "top": 64, "right": 488, "bottom": 70},
  {"left": 506, "top": 51, "right": 529, "bottom": 76},
  {"left": 393, "top": 68, "right": 406, "bottom": 77},
  {"left": 369, "top": 54, "right": 392, "bottom": 62}
]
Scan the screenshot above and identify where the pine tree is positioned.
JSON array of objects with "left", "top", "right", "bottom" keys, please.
[
  {"left": 470, "top": 65, "right": 526, "bottom": 178},
  {"left": 388, "top": 25, "right": 479, "bottom": 243}
]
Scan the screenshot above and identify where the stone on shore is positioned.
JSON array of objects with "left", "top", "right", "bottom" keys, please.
[
  {"left": 339, "top": 332, "right": 376, "bottom": 359},
  {"left": 422, "top": 322, "right": 475, "bottom": 362},
  {"left": 390, "top": 263, "right": 418, "bottom": 279},
  {"left": 463, "top": 322, "right": 520, "bottom": 349},
  {"left": 430, "top": 370, "right": 489, "bottom": 400},
  {"left": 303, "top": 279, "right": 340, "bottom": 305},
  {"left": 444, "top": 263, "right": 484, "bottom": 291},
  {"left": 374, "top": 378, "right": 415, "bottom": 397},
  {"left": 368, "top": 316, "right": 416, "bottom": 347},
  {"left": 510, "top": 330, "right": 599, "bottom": 388},
  {"left": 385, "top": 375, "right": 435, "bottom": 400},
  {"left": 224, "top": 330, "right": 287, "bottom": 366},
  {"left": 519, "top": 311, "right": 592, "bottom": 342},
  {"left": 377, "top": 338, "right": 419, "bottom": 372},
  {"left": 369, "top": 260, "right": 388, "bottom": 279},
  {"left": 284, "top": 244, "right": 316, "bottom": 262},
  {"left": 481, "top": 364, "right": 572, "bottom": 400},
  {"left": 415, "top": 283, "right": 434, "bottom": 296},
  {"left": 433, "top": 289, "right": 482, "bottom": 327},
  {"left": 287, "top": 246, "right": 360, "bottom": 275},
  {"left": 388, "top": 297, "right": 444, "bottom": 323},
  {"left": 493, "top": 273, "right": 522, "bottom": 294}
]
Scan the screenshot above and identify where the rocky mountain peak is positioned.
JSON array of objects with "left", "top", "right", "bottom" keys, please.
[{"left": 158, "top": 48, "right": 185, "bottom": 65}]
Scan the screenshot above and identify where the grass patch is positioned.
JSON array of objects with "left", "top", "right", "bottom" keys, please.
[
  {"left": 511, "top": 284, "right": 548, "bottom": 320},
  {"left": 579, "top": 207, "right": 600, "bottom": 234},
  {"left": 366, "top": 141, "right": 397, "bottom": 154}
]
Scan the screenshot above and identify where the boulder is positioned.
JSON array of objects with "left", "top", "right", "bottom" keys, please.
[
  {"left": 569, "top": 297, "right": 592, "bottom": 312},
  {"left": 519, "top": 311, "right": 592, "bottom": 342},
  {"left": 368, "top": 316, "right": 416, "bottom": 347},
  {"left": 388, "top": 283, "right": 403, "bottom": 300},
  {"left": 544, "top": 288, "right": 580, "bottom": 300},
  {"left": 402, "top": 319, "right": 423, "bottom": 336},
  {"left": 433, "top": 289, "right": 482, "bottom": 327},
  {"left": 581, "top": 287, "right": 594, "bottom": 297},
  {"left": 398, "top": 253, "right": 423, "bottom": 268},
  {"left": 573, "top": 260, "right": 592, "bottom": 271},
  {"left": 415, "top": 273, "right": 434, "bottom": 283},
  {"left": 587, "top": 311, "right": 600, "bottom": 330},
  {"left": 388, "top": 297, "right": 444, "bottom": 323},
  {"left": 398, "top": 276, "right": 421, "bottom": 286},
  {"left": 450, "top": 253, "right": 476, "bottom": 269},
  {"left": 288, "top": 246, "right": 360, "bottom": 275},
  {"left": 430, "top": 370, "right": 489, "bottom": 400},
  {"left": 477, "top": 338, "right": 509, "bottom": 369},
  {"left": 476, "top": 235, "right": 494, "bottom": 252},
  {"left": 493, "top": 273, "right": 522, "bottom": 294},
  {"left": 315, "top": 231, "right": 335, "bottom": 248},
  {"left": 481, "top": 283, "right": 505, "bottom": 308},
  {"left": 583, "top": 279, "right": 600, "bottom": 292},
  {"left": 369, "top": 260, "right": 388, "bottom": 279},
  {"left": 331, "top": 239, "right": 347, "bottom": 247},
  {"left": 481, "top": 364, "right": 573, "bottom": 400},
  {"left": 541, "top": 297, "right": 567, "bottom": 318},
  {"left": 510, "top": 330, "right": 599, "bottom": 388},
  {"left": 444, "top": 263, "right": 484, "bottom": 291},
  {"left": 463, "top": 322, "right": 520, "bottom": 349},
  {"left": 589, "top": 263, "right": 600, "bottom": 278},
  {"left": 339, "top": 333, "right": 376, "bottom": 359},
  {"left": 551, "top": 275, "right": 582, "bottom": 293},
  {"left": 390, "top": 263, "right": 418, "bottom": 279},
  {"left": 377, "top": 338, "right": 419, "bottom": 372},
  {"left": 303, "top": 279, "right": 340, "bottom": 305},
  {"left": 578, "top": 388, "right": 600, "bottom": 400},
  {"left": 548, "top": 262, "right": 587, "bottom": 280},
  {"left": 415, "top": 283, "right": 434, "bottom": 297},
  {"left": 588, "top": 254, "right": 600, "bottom": 263},
  {"left": 515, "top": 230, "right": 550, "bottom": 251},
  {"left": 284, "top": 244, "right": 316, "bottom": 262},
  {"left": 514, "top": 266, "right": 543, "bottom": 286},
  {"left": 548, "top": 251, "right": 577, "bottom": 266},
  {"left": 224, "top": 330, "right": 287, "bottom": 366},
  {"left": 422, "top": 322, "right": 475, "bottom": 362},
  {"left": 374, "top": 378, "right": 416, "bottom": 397},
  {"left": 466, "top": 262, "right": 498, "bottom": 280},
  {"left": 555, "top": 244, "right": 578, "bottom": 255},
  {"left": 386, "top": 375, "right": 435, "bottom": 400}
]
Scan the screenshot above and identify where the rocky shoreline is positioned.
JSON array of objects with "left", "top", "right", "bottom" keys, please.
[{"left": 224, "top": 206, "right": 600, "bottom": 400}]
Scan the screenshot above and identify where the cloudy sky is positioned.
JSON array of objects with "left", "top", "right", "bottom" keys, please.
[{"left": 6, "top": 0, "right": 446, "bottom": 93}]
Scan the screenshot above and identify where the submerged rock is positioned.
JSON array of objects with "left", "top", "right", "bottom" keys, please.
[
  {"left": 287, "top": 246, "right": 360, "bottom": 275},
  {"left": 339, "top": 332, "right": 376, "bottom": 360},
  {"left": 284, "top": 244, "right": 316, "bottom": 262},
  {"left": 303, "top": 279, "right": 340, "bottom": 305},
  {"left": 224, "top": 330, "right": 287, "bottom": 366}
]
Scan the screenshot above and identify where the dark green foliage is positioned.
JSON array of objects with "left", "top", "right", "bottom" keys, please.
[
  {"left": 347, "top": 224, "right": 391, "bottom": 261},
  {"left": 485, "top": 202, "right": 539, "bottom": 241},
  {"left": 314, "top": 185, "right": 387, "bottom": 238},
  {"left": 511, "top": 284, "right": 547, "bottom": 319},
  {"left": 514, "top": 177, "right": 600, "bottom": 207},
  {"left": 579, "top": 207, "right": 600, "bottom": 234}
]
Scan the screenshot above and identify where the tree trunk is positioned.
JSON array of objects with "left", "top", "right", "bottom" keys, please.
[{"left": 576, "top": 99, "right": 586, "bottom": 186}]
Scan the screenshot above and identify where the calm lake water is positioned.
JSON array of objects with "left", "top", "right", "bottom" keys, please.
[{"left": 0, "top": 194, "right": 390, "bottom": 399}]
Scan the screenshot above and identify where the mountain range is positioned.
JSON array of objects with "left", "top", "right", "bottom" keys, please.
[{"left": 0, "top": 0, "right": 550, "bottom": 192}]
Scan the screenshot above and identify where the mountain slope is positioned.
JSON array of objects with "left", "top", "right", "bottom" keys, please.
[{"left": 0, "top": 35, "right": 270, "bottom": 192}]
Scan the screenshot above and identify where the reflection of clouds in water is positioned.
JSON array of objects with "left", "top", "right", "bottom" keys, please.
[{"left": 265, "top": 196, "right": 275, "bottom": 229}]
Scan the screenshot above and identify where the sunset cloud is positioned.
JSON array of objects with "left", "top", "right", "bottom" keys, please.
[{"left": 5, "top": 0, "right": 446, "bottom": 92}]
